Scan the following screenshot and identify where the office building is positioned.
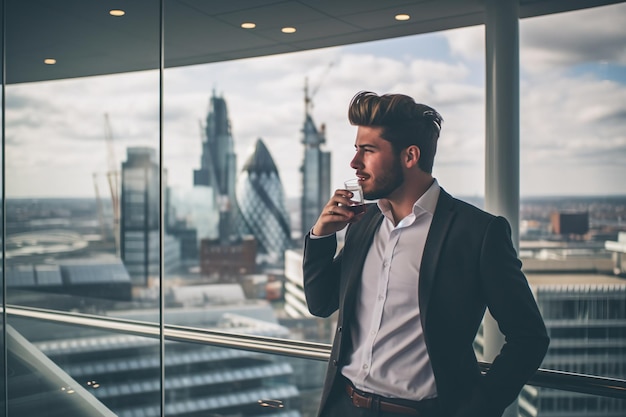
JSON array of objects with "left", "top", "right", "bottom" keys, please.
[
  {"left": 6, "top": 259, "right": 133, "bottom": 304},
  {"left": 300, "top": 89, "right": 331, "bottom": 239},
  {"left": 120, "top": 147, "right": 162, "bottom": 286},
  {"left": 3, "top": 1, "right": 625, "bottom": 416},
  {"left": 199, "top": 235, "right": 257, "bottom": 278},
  {"left": 237, "top": 138, "right": 292, "bottom": 266},
  {"left": 518, "top": 275, "right": 626, "bottom": 417},
  {"left": 194, "top": 91, "right": 239, "bottom": 243},
  {"left": 282, "top": 249, "right": 336, "bottom": 342},
  {"left": 551, "top": 211, "right": 590, "bottom": 238},
  {"left": 166, "top": 185, "right": 220, "bottom": 262}
]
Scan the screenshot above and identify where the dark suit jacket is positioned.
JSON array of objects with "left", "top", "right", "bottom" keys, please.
[{"left": 303, "top": 189, "right": 549, "bottom": 417}]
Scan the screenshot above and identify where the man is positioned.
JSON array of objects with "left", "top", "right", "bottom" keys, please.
[{"left": 303, "top": 91, "right": 549, "bottom": 417}]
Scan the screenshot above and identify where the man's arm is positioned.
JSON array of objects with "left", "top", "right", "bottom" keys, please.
[
  {"left": 302, "top": 233, "right": 342, "bottom": 318},
  {"left": 465, "top": 216, "right": 550, "bottom": 416},
  {"left": 303, "top": 187, "right": 366, "bottom": 318}
]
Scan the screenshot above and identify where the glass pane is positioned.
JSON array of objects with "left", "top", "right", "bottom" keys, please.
[
  {"left": 4, "top": 1, "right": 161, "bottom": 311},
  {"left": 3, "top": 0, "right": 621, "bottom": 416},
  {"left": 4, "top": 68, "right": 162, "bottom": 312},
  {"left": 1, "top": 0, "right": 5, "bottom": 414},
  {"left": 164, "top": 341, "right": 324, "bottom": 417},
  {"left": 4, "top": 0, "right": 162, "bottom": 415},
  {"left": 163, "top": 9, "right": 484, "bottom": 410},
  {"left": 8, "top": 318, "right": 160, "bottom": 416},
  {"left": 519, "top": 2, "right": 626, "bottom": 415},
  {"left": 162, "top": 26, "right": 484, "bottom": 335}
]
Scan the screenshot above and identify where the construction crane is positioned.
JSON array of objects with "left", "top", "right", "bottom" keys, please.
[
  {"left": 104, "top": 113, "right": 121, "bottom": 256},
  {"left": 304, "top": 61, "right": 334, "bottom": 115},
  {"left": 92, "top": 172, "right": 107, "bottom": 240}
]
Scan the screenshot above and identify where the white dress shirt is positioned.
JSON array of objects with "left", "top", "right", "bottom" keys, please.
[{"left": 341, "top": 180, "right": 440, "bottom": 400}]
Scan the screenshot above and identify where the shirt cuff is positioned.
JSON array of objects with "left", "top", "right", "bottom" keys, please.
[{"left": 309, "top": 228, "right": 335, "bottom": 239}]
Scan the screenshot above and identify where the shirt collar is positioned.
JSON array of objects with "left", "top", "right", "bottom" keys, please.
[
  {"left": 414, "top": 178, "right": 440, "bottom": 216},
  {"left": 377, "top": 179, "right": 441, "bottom": 221}
]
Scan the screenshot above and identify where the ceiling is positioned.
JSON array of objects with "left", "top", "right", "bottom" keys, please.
[{"left": 3, "top": 0, "right": 622, "bottom": 84}]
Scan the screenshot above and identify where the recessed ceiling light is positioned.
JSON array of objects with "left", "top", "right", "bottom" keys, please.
[
  {"left": 44, "top": 58, "right": 57, "bottom": 65},
  {"left": 109, "top": 9, "right": 125, "bottom": 17},
  {"left": 281, "top": 27, "right": 296, "bottom": 34},
  {"left": 395, "top": 14, "right": 410, "bottom": 21},
  {"left": 241, "top": 22, "right": 256, "bottom": 29}
]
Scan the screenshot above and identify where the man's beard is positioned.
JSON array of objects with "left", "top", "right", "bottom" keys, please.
[{"left": 363, "top": 159, "right": 404, "bottom": 200}]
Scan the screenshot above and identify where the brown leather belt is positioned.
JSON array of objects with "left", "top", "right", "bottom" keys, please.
[{"left": 345, "top": 383, "right": 431, "bottom": 416}]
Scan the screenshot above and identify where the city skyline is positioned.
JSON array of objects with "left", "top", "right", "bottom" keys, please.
[
  {"left": 3, "top": 3, "right": 625, "bottom": 199},
  {"left": 2, "top": 3, "right": 624, "bottom": 416}
]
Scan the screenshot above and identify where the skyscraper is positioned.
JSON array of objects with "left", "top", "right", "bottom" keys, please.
[
  {"left": 300, "top": 86, "right": 331, "bottom": 238},
  {"left": 194, "top": 90, "right": 239, "bottom": 242},
  {"left": 519, "top": 276, "right": 626, "bottom": 417},
  {"left": 120, "top": 147, "right": 161, "bottom": 286},
  {"left": 236, "top": 138, "right": 292, "bottom": 265}
]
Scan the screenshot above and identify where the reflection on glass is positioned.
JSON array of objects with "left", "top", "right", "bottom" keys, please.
[
  {"left": 7, "top": 320, "right": 158, "bottom": 416},
  {"left": 7, "top": 316, "right": 326, "bottom": 416}
]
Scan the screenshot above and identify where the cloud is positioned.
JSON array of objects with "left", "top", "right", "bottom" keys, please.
[
  {"left": 441, "top": 4, "right": 626, "bottom": 196},
  {"left": 518, "top": 72, "right": 626, "bottom": 196},
  {"left": 4, "top": 72, "right": 163, "bottom": 197},
  {"left": 4, "top": 8, "right": 625, "bottom": 199},
  {"left": 521, "top": 3, "right": 626, "bottom": 72},
  {"left": 521, "top": 76, "right": 626, "bottom": 161},
  {"left": 444, "top": 3, "right": 626, "bottom": 74},
  {"left": 444, "top": 26, "right": 484, "bottom": 62}
]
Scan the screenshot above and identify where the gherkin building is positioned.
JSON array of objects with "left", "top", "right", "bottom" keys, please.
[{"left": 236, "top": 138, "right": 292, "bottom": 265}]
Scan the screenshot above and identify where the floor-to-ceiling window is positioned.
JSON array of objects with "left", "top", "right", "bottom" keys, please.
[
  {"left": 3, "top": 2, "right": 163, "bottom": 415},
  {"left": 1, "top": 1, "right": 624, "bottom": 417},
  {"left": 161, "top": 21, "right": 486, "bottom": 416},
  {"left": 518, "top": 3, "right": 626, "bottom": 416}
]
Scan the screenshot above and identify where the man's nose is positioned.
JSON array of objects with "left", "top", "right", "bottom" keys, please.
[{"left": 350, "top": 154, "right": 362, "bottom": 169}]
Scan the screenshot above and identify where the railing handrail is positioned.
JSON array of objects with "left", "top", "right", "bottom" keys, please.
[{"left": 4, "top": 304, "right": 626, "bottom": 399}]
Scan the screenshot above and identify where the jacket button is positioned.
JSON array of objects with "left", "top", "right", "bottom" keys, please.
[
  {"left": 332, "top": 360, "right": 338, "bottom": 367},
  {"left": 337, "top": 326, "right": 342, "bottom": 333}
]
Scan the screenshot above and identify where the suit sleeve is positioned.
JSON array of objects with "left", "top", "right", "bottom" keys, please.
[
  {"left": 464, "top": 216, "right": 550, "bottom": 416},
  {"left": 302, "top": 233, "right": 343, "bottom": 318}
]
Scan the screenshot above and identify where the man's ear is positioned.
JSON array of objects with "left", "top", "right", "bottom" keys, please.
[{"left": 404, "top": 145, "right": 420, "bottom": 168}]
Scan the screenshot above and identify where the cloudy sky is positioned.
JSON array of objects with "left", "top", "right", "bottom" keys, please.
[{"left": 4, "top": 3, "right": 626, "bottom": 199}]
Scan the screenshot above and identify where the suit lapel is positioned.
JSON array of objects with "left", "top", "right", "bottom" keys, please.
[{"left": 419, "top": 189, "right": 456, "bottom": 329}]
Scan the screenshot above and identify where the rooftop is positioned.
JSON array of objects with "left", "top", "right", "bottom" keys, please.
[{"left": 528, "top": 273, "right": 626, "bottom": 286}]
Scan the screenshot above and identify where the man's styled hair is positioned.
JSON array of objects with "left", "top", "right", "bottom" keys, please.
[{"left": 348, "top": 91, "right": 443, "bottom": 173}]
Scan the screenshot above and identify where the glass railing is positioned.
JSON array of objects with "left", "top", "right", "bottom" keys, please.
[{"left": 6, "top": 304, "right": 626, "bottom": 400}]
